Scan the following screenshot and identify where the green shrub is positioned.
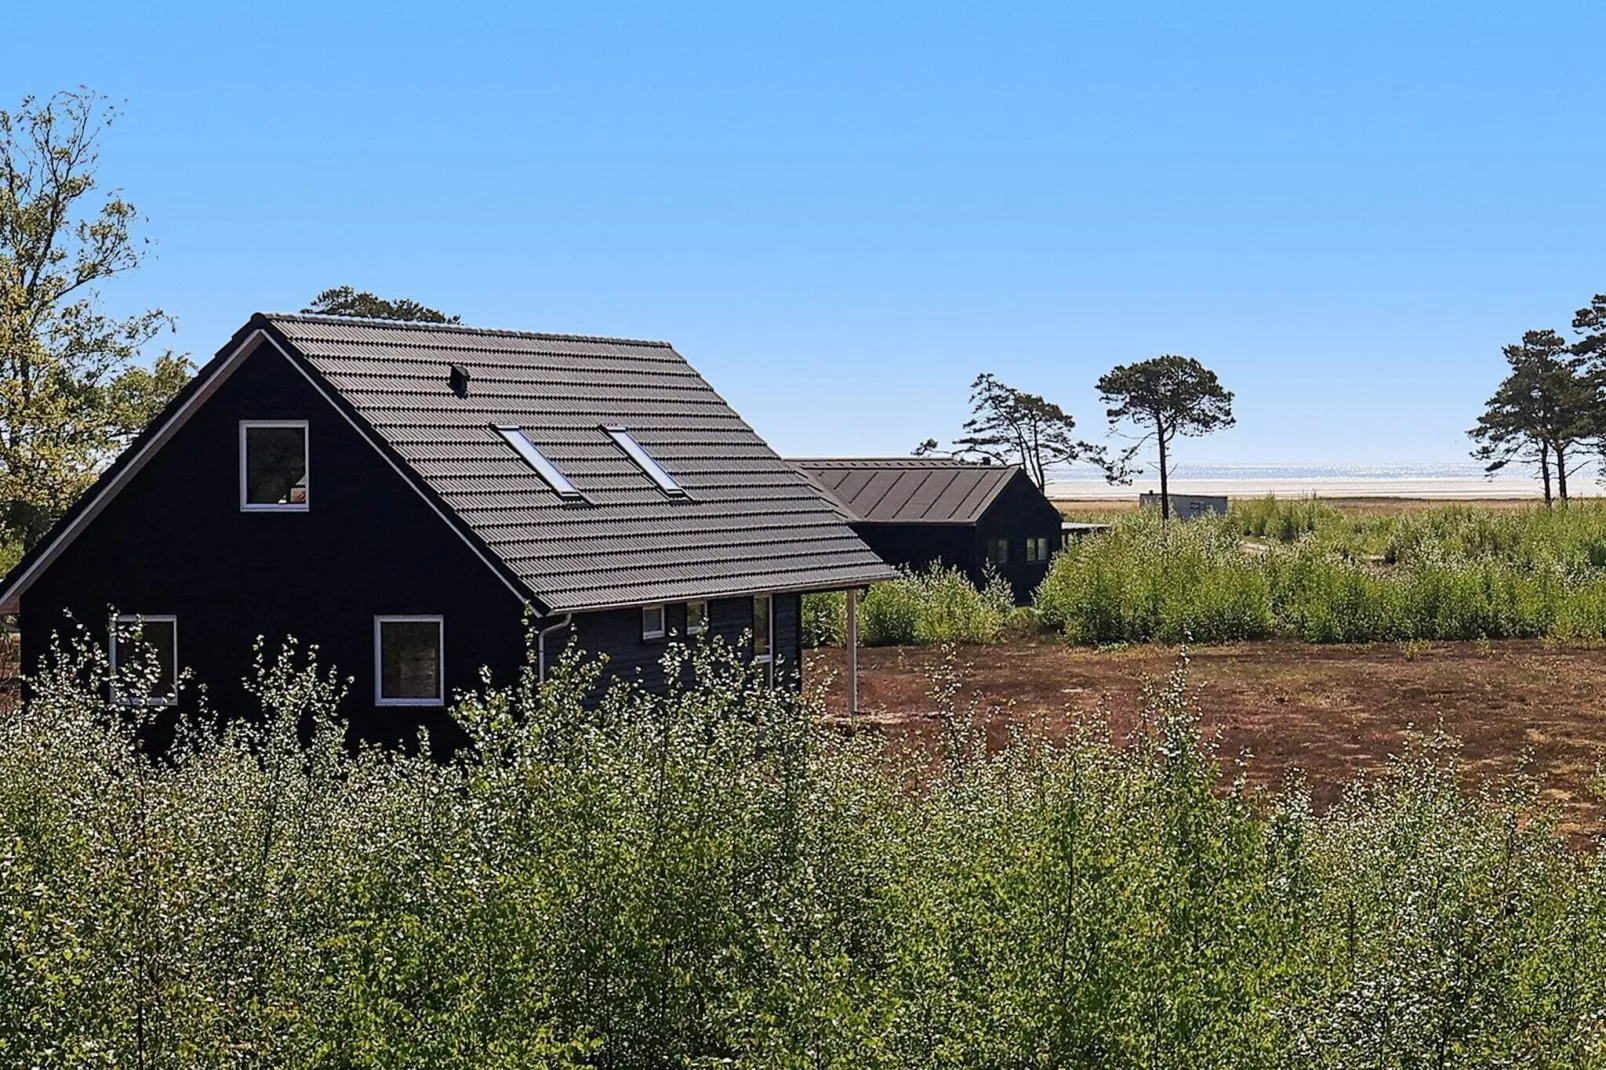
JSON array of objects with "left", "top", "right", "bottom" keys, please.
[
  {"left": 1036, "top": 513, "right": 1273, "bottom": 643},
  {"left": 1232, "top": 493, "right": 1342, "bottom": 541},
  {"left": 1038, "top": 500, "right": 1606, "bottom": 644},
  {"left": 801, "top": 590, "right": 846, "bottom": 647},
  {"left": 811, "top": 564, "right": 1036, "bottom": 647},
  {"left": 868, "top": 565, "right": 1005, "bottom": 644},
  {"left": 2, "top": 635, "right": 1604, "bottom": 1066},
  {"left": 860, "top": 574, "right": 921, "bottom": 644}
]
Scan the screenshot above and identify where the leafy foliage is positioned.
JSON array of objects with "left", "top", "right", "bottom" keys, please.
[
  {"left": 303, "top": 285, "right": 459, "bottom": 323},
  {"left": 1569, "top": 291, "right": 1606, "bottom": 364},
  {"left": 1036, "top": 513, "right": 1273, "bottom": 643},
  {"left": 1468, "top": 329, "right": 1595, "bottom": 504},
  {"left": 804, "top": 564, "right": 1025, "bottom": 646},
  {"left": 3, "top": 633, "right": 1605, "bottom": 1066},
  {"left": 0, "top": 89, "right": 192, "bottom": 548}
]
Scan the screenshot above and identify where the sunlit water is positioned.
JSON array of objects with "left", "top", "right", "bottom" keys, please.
[{"left": 1046, "top": 462, "right": 1595, "bottom": 500}]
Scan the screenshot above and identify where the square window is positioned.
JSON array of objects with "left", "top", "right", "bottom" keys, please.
[
  {"left": 376, "top": 616, "right": 443, "bottom": 706},
  {"left": 111, "top": 615, "right": 178, "bottom": 707},
  {"left": 642, "top": 604, "right": 666, "bottom": 640},
  {"left": 241, "top": 422, "right": 309, "bottom": 510},
  {"left": 986, "top": 537, "right": 1010, "bottom": 566},
  {"left": 686, "top": 600, "right": 708, "bottom": 636},
  {"left": 1025, "top": 536, "right": 1053, "bottom": 563}
]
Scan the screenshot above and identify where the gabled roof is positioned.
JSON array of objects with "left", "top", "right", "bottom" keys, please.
[
  {"left": 788, "top": 457, "right": 1024, "bottom": 524},
  {"left": 0, "top": 313, "right": 895, "bottom": 615}
]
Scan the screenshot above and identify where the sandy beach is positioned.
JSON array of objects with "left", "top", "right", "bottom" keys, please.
[{"left": 1045, "top": 474, "right": 1575, "bottom": 503}]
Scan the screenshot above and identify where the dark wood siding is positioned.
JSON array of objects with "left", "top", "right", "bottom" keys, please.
[
  {"left": 562, "top": 593, "right": 804, "bottom": 693},
  {"left": 974, "top": 471, "right": 1069, "bottom": 602},
  {"left": 19, "top": 340, "right": 818, "bottom": 748},
  {"left": 849, "top": 523, "right": 976, "bottom": 581},
  {"left": 775, "top": 592, "right": 802, "bottom": 687},
  {"left": 19, "top": 343, "right": 532, "bottom": 749},
  {"left": 845, "top": 470, "right": 1064, "bottom": 604}
]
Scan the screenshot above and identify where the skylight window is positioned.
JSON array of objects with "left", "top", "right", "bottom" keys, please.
[
  {"left": 493, "top": 425, "right": 583, "bottom": 501},
  {"left": 603, "top": 426, "right": 686, "bottom": 497}
]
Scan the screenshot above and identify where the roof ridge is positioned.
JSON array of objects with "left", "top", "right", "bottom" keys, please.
[
  {"left": 789, "top": 456, "right": 1020, "bottom": 471},
  {"left": 260, "top": 311, "right": 674, "bottom": 349}
]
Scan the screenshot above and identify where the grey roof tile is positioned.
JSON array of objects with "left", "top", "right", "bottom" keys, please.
[{"left": 264, "top": 314, "right": 895, "bottom": 611}]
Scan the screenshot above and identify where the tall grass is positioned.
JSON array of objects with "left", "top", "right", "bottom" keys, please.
[
  {"left": 1037, "top": 500, "right": 1606, "bottom": 643},
  {"left": 804, "top": 563, "right": 1024, "bottom": 646},
  {"left": 3, "top": 634, "right": 1605, "bottom": 1066}
]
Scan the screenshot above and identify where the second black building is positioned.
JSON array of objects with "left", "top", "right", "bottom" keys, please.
[{"left": 788, "top": 458, "right": 1065, "bottom": 603}]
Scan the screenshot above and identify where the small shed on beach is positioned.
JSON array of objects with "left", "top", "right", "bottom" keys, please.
[
  {"left": 1140, "top": 492, "right": 1229, "bottom": 519},
  {"left": 788, "top": 458, "right": 1066, "bottom": 603}
]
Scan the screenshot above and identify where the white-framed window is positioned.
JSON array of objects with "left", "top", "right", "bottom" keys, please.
[
  {"left": 753, "top": 594, "right": 774, "bottom": 686},
  {"left": 686, "top": 599, "right": 708, "bottom": 636},
  {"left": 1025, "top": 536, "right": 1052, "bottom": 563},
  {"left": 642, "top": 604, "right": 666, "bottom": 640},
  {"left": 110, "top": 614, "right": 178, "bottom": 707},
  {"left": 986, "top": 537, "right": 1011, "bottom": 566},
  {"left": 375, "top": 615, "right": 444, "bottom": 707},
  {"left": 240, "top": 421, "right": 309, "bottom": 511}
]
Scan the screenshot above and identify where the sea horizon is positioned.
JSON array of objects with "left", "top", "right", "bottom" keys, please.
[{"left": 1045, "top": 461, "right": 1598, "bottom": 500}]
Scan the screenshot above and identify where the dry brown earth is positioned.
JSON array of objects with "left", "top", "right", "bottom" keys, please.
[{"left": 806, "top": 640, "right": 1606, "bottom": 840}]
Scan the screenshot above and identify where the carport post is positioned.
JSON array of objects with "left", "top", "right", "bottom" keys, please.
[{"left": 847, "top": 586, "right": 860, "bottom": 715}]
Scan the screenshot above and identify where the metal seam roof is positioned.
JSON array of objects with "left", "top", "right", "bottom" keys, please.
[{"left": 787, "top": 458, "right": 1022, "bottom": 524}]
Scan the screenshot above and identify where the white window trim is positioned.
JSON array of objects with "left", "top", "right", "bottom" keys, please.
[
  {"left": 110, "top": 613, "right": 178, "bottom": 708},
  {"left": 686, "top": 599, "right": 709, "bottom": 636},
  {"left": 642, "top": 604, "right": 667, "bottom": 640},
  {"left": 240, "top": 420, "right": 310, "bottom": 512},
  {"left": 753, "top": 594, "right": 775, "bottom": 686},
  {"left": 374, "top": 615, "right": 445, "bottom": 707}
]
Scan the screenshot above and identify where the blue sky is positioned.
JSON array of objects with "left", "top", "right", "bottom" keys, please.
[{"left": 9, "top": 2, "right": 1606, "bottom": 466}]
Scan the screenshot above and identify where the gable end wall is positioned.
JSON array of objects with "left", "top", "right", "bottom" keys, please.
[{"left": 19, "top": 342, "right": 530, "bottom": 746}]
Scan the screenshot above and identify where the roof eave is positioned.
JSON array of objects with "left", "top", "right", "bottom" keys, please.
[{"left": 542, "top": 569, "right": 901, "bottom": 616}]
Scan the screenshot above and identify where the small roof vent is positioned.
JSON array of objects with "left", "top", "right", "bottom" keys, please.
[{"left": 449, "top": 363, "right": 471, "bottom": 398}]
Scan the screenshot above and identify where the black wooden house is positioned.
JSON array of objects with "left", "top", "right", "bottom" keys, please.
[
  {"left": 789, "top": 458, "right": 1065, "bottom": 602},
  {"left": 0, "top": 314, "right": 894, "bottom": 744}
]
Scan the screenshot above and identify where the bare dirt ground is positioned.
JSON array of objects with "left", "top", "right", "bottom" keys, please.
[{"left": 806, "top": 640, "right": 1606, "bottom": 840}]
